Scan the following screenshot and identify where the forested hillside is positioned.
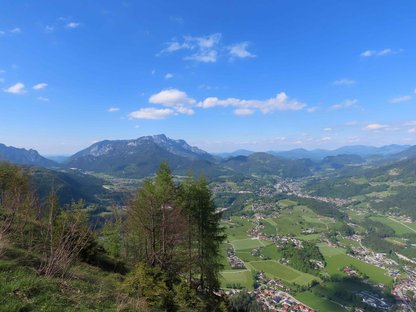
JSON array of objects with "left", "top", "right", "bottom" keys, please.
[{"left": 0, "top": 162, "right": 229, "bottom": 311}]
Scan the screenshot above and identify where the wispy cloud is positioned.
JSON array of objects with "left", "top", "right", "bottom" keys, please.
[
  {"left": 330, "top": 99, "right": 358, "bottom": 110},
  {"left": 108, "top": 107, "right": 120, "bottom": 112},
  {"left": 4, "top": 82, "right": 26, "bottom": 94},
  {"left": 32, "top": 83, "right": 48, "bottom": 90},
  {"left": 199, "top": 92, "right": 306, "bottom": 114},
  {"left": 307, "top": 106, "right": 319, "bottom": 113},
  {"left": 388, "top": 95, "right": 412, "bottom": 104},
  {"left": 160, "top": 33, "right": 255, "bottom": 63},
  {"left": 129, "top": 108, "right": 175, "bottom": 120},
  {"left": 333, "top": 79, "right": 356, "bottom": 86},
  {"left": 66, "top": 22, "right": 80, "bottom": 29},
  {"left": 234, "top": 108, "right": 255, "bottom": 116},
  {"left": 184, "top": 50, "right": 218, "bottom": 63},
  {"left": 47, "top": 17, "right": 81, "bottom": 32},
  {"left": 164, "top": 73, "right": 173, "bottom": 79},
  {"left": 0, "top": 27, "right": 22, "bottom": 36},
  {"left": 37, "top": 96, "right": 49, "bottom": 102},
  {"left": 365, "top": 123, "right": 389, "bottom": 130},
  {"left": 320, "top": 136, "right": 332, "bottom": 142},
  {"left": 45, "top": 25, "right": 55, "bottom": 32},
  {"left": 360, "top": 48, "right": 403, "bottom": 57},
  {"left": 228, "top": 42, "right": 256, "bottom": 59},
  {"left": 323, "top": 127, "right": 332, "bottom": 132}
]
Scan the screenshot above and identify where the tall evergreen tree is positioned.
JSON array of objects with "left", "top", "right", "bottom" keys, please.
[{"left": 180, "top": 177, "right": 225, "bottom": 293}]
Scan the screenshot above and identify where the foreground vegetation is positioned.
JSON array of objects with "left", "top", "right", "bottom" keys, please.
[{"left": 0, "top": 162, "right": 227, "bottom": 311}]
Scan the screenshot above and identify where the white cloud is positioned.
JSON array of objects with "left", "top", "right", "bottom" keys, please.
[
  {"left": 0, "top": 27, "right": 22, "bottom": 36},
  {"left": 149, "top": 88, "right": 196, "bottom": 107},
  {"left": 134, "top": 125, "right": 140, "bottom": 129},
  {"left": 45, "top": 25, "right": 54, "bottom": 32},
  {"left": 32, "top": 83, "right": 48, "bottom": 90},
  {"left": 361, "top": 50, "right": 376, "bottom": 57},
  {"left": 128, "top": 89, "right": 305, "bottom": 120},
  {"left": 361, "top": 48, "right": 402, "bottom": 57},
  {"left": 330, "top": 99, "right": 358, "bottom": 110},
  {"left": 184, "top": 50, "right": 218, "bottom": 63},
  {"left": 164, "top": 73, "right": 173, "bottom": 79},
  {"left": 323, "top": 127, "right": 332, "bottom": 132},
  {"left": 234, "top": 108, "right": 255, "bottom": 116},
  {"left": 378, "top": 48, "right": 392, "bottom": 56},
  {"left": 108, "top": 107, "right": 120, "bottom": 112},
  {"left": 161, "top": 33, "right": 220, "bottom": 53},
  {"left": 66, "top": 22, "right": 80, "bottom": 29},
  {"left": 228, "top": 42, "right": 256, "bottom": 59},
  {"left": 10, "top": 27, "right": 21, "bottom": 34},
  {"left": 160, "top": 33, "right": 255, "bottom": 63},
  {"left": 408, "top": 128, "right": 416, "bottom": 133},
  {"left": 128, "top": 89, "right": 196, "bottom": 119},
  {"left": 307, "top": 106, "right": 318, "bottom": 113},
  {"left": 199, "top": 92, "right": 306, "bottom": 114},
  {"left": 320, "top": 136, "right": 332, "bottom": 142},
  {"left": 333, "top": 79, "right": 356, "bottom": 86},
  {"left": 128, "top": 108, "right": 175, "bottom": 120},
  {"left": 365, "top": 123, "right": 389, "bottom": 130},
  {"left": 4, "top": 82, "right": 26, "bottom": 94},
  {"left": 37, "top": 96, "right": 49, "bottom": 102},
  {"left": 190, "top": 33, "right": 221, "bottom": 49},
  {"left": 388, "top": 95, "right": 412, "bottom": 103}
]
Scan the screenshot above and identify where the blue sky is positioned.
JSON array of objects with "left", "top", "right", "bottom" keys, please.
[{"left": 1, "top": 0, "right": 416, "bottom": 155}]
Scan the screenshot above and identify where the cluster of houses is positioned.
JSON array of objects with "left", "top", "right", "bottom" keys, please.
[
  {"left": 349, "top": 245, "right": 398, "bottom": 270},
  {"left": 342, "top": 266, "right": 360, "bottom": 277},
  {"left": 391, "top": 266, "right": 416, "bottom": 311},
  {"left": 226, "top": 247, "right": 246, "bottom": 269},
  {"left": 275, "top": 179, "right": 352, "bottom": 206},
  {"left": 357, "top": 291, "right": 392, "bottom": 310},
  {"left": 253, "top": 272, "right": 315, "bottom": 312}
]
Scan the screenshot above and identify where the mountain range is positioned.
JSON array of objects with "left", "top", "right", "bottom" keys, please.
[
  {"left": 1, "top": 135, "right": 415, "bottom": 179},
  {"left": 0, "top": 143, "right": 57, "bottom": 168}
]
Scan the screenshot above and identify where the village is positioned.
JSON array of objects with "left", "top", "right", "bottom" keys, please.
[{"left": 252, "top": 272, "right": 315, "bottom": 312}]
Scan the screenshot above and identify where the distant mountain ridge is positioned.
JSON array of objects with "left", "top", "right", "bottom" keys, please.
[
  {"left": 0, "top": 143, "right": 57, "bottom": 168},
  {"left": 215, "top": 149, "right": 255, "bottom": 158},
  {"left": 70, "top": 135, "right": 214, "bottom": 162},
  {"left": 268, "top": 144, "right": 410, "bottom": 160},
  {"left": 65, "top": 134, "right": 224, "bottom": 178},
  {"left": 3, "top": 137, "right": 416, "bottom": 180}
]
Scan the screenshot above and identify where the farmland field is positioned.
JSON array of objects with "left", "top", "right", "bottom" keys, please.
[
  {"left": 248, "top": 260, "right": 319, "bottom": 286},
  {"left": 295, "top": 291, "right": 346, "bottom": 312},
  {"left": 325, "top": 254, "right": 392, "bottom": 286},
  {"left": 220, "top": 270, "right": 253, "bottom": 290},
  {"left": 231, "top": 238, "right": 267, "bottom": 250},
  {"left": 370, "top": 215, "right": 416, "bottom": 235}
]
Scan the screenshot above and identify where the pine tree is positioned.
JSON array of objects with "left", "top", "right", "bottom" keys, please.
[{"left": 180, "top": 177, "right": 225, "bottom": 294}]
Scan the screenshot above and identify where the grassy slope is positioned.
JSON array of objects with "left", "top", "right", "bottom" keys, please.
[{"left": 0, "top": 248, "right": 127, "bottom": 312}]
